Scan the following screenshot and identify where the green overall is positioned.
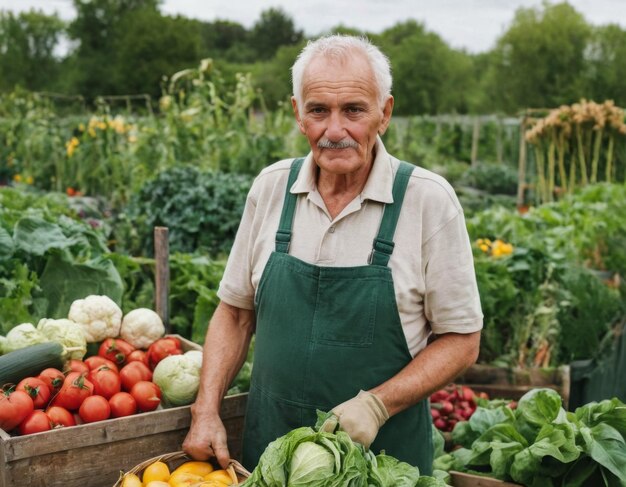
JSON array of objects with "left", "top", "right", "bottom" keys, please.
[{"left": 242, "top": 158, "right": 433, "bottom": 474}]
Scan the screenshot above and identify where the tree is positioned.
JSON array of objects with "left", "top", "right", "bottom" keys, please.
[
  {"left": 199, "top": 19, "right": 253, "bottom": 62},
  {"left": 585, "top": 24, "right": 626, "bottom": 106},
  {"left": 484, "top": 2, "right": 591, "bottom": 113},
  {"left": 251, "top": 41, "right": 306, "bottom": 109},
  {"left": 379, "top": 21, "right": 474, "bottom": 115},
  {"left": 0, "top": 10, "right": 64, "bottom": 92},
  {"left": 113, "top": 11, "right": 203, "bottom": 98},
  {"left": 66, "top": 0, "right": 161, "bottom": 98},
  {"left": 248, "top": 7, "right": 303, "bottom": 60}
]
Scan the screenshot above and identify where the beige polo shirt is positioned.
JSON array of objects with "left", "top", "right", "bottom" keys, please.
[{"left": 218, "top": 137, "right": 483, "bottom": 357}]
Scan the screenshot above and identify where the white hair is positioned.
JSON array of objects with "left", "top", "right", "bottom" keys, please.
[{"left": 291, "top": 35, "right": 392, "bottom": 111}]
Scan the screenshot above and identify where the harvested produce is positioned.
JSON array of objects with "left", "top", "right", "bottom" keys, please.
[
  {"left": 0, "top": 342, "right": 65, "bottom": 385},
  {"left": 242, "top": 411, "right": 447, "bottom": 486},
  {"left": 147, "top": 336, "right": 183, "bottom": 369},
  {"left": 0, "top": 388, "right": 34, "bottom": 431},
  {"left": 152, "top": 354, "right": 200, "bottom": 406},
  {"left": 435, "top": 389, "right": 626, "bottom": 486},
  {"left": 4, "top": 323, "right": 47, "bottom": 352},
  {"left": 430, "top": 384, "right": 481, "bottom": 432},
  {"left": 37, "top": 318, "right": 87, "bottom": 360},
  {"left": 16, "top": 377, "right": 51, "bottom": 408},
  {"left": 99, "top": 337, "right": 136, "bottom": 366},
  {"left": 68, "top": 294, "right": 123, "bottom": 342},
  {"left": 120, "top": 308, "right": 165, "bottom": 349}
]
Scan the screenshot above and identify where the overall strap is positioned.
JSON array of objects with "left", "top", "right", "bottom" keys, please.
[
  {"left": 369, "top": 161, "right": 414, "bottom": 266},
  {"left": 275, "top": 157, "right": 305, "bottom": 253}
]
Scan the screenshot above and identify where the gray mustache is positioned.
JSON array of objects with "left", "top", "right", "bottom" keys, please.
[{"left": 317, "top": 138, "right": 359, "bottom": 149}]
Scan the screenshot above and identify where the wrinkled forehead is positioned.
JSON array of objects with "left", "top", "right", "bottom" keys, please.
[{"left": 303, "top": 51, "right": 376, "bottom": 87}]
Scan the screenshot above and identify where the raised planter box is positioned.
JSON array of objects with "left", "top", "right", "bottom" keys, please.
[
  {"left": 450, "top": 471, "right": 523, "bottom": 487},
  {"left": 457, "top": 364, "right": 571, "bottom": 408},
  {"left": 0, "top": 335, "right": 248, "bottom": 487}
]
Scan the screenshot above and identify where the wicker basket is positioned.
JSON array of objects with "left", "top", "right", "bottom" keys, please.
[{"left": 113, "top": 450, "right": 251, "bottom": 486}]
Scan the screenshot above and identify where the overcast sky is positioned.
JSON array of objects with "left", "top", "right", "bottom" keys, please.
[{"left": 1, "top": 0, "right": 625, "bottom": 53}]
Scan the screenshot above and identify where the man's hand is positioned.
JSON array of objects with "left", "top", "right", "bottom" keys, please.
[
  {"left": 320, "top": 390, "right": 389, "bottom": 448},
  {"left": 182, "top": 412, "right": 230, "bottom": 469}
]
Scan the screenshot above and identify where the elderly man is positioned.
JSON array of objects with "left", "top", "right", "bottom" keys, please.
[{"left": 183, "top": 34, "right": 482, "bottom": 474}]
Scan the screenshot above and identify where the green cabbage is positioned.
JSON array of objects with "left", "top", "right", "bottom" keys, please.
[
  {"left": 241, "top": 411, "right": 449, "bottom": 487},
  {"left": 152, "top": 354, "right": 200, "bottom": 406},
  {"left": 183, "top": 350, "right": 203, "bottom": 370},
  {"left": 289, "top": 441, "right": 335, "bottom": 485},
  {"left": 5, "top": 323, "right": 48, "bottom": 352},
  {"left": 37, "top": 318, "right": 87, "bottom": 360}
]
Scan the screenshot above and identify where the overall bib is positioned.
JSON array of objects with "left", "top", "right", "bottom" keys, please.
[{"left": 242, "top": 158, "right": 433, "bottom": 474}]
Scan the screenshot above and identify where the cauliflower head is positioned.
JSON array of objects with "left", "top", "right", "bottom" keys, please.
[
  {"left": 68, "top": 295, "right": 122, "bottom": 342},
  {"left": 37, "top": 318, "right": 87, "bottom": 360},
  {"left": 120, "top": 308, "right": 165, "bottom": 349},
  {"left": 5, "top": 323, "right": 48, "bottom": 352}
]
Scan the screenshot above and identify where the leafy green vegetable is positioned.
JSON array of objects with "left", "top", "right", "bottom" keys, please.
[
  {"left": 242, "top": 412, "right": 449, "bottom": 487},
  {"left": 439, "top": 388, "right": 626, "bottom": 486}
]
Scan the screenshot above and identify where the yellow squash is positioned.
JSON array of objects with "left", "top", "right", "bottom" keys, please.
[
  {"left": 145, "top": 482, "right": 171, "bottom": 487},
  {"left": 168, "top": 471, "right": 204, "bottom": 487},
  {"left": 204, "top": 469, "right": 234, "bottom": 485},
  {"left": 120, "top": 473, "right": 142, "bottom": 487},
  {"left": 171, "top": 460, "right": 215, "bottom": 477},
  {"left": 143, "top": 461, "right": 171, "bottom": 484}
]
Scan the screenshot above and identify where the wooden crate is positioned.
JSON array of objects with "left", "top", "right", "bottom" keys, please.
[
  {"left": 450, "top": 471, "right": 523, "bottom": 487},
  {"left": 457, "top": 364, "right": 571, "bottom": 408},
  {"left": 0, "top": 335, "right": 248, "bottom": 487}
]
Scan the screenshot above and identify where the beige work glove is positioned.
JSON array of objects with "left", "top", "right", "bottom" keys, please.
[{"left": 320, "top": 390, "right": 389, "bottom": 448}]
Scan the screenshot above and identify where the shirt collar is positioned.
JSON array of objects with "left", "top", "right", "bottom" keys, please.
[{"left": 290, "top": 135, "right": 394, "bottom": 204}]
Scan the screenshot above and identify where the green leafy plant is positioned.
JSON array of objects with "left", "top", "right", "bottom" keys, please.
[
  {"left": 437, "top": 389, "right": 626, "bottom": 486},
  {"left": 118, "top": 166, "right": 253, "bottom": 257},
  {"left": 0, "top": 188, "right": 123, "bottom": 333}
]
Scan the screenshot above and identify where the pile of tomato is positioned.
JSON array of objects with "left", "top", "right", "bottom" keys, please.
[{"left": 0, "top": 336, "right": 183, "bottom": 435}]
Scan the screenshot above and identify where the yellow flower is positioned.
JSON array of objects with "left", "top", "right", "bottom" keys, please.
[
  {"left": 66, "top": 137, "right": 80, "bottom": 157},
  {"left": 78, "top": 123, "right": 85, "bottom": 132},
  {"left": 26, "top": 176, "right": 33, "bottom": 184},
  {"left": 13, "top": 173, "right": 22, "bottom": 183},
  {"left": 491, "top": 239, "right": 514, "bottom": 258},
  {"left": 479, "top": 243, "right": 490, "bottom": 253}
]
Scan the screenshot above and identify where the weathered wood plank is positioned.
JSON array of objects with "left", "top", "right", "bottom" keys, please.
[{"left": 0, "top": 394, "right": 247, "bottom": 487}]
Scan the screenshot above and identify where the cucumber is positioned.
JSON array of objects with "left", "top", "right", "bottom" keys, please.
[{"left": 0, "top": 342, "right": 65, "bottom": 385}]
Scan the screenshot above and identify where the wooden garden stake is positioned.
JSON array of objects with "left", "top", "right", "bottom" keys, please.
[{"left": 154, "top": 226, "right": 170, "bottom": 333}]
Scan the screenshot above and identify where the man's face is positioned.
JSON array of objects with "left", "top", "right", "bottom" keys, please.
[{"left": 292, "top": 53, "right": 393, "bottom": 177}]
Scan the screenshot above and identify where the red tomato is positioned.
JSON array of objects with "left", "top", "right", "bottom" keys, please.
[
  {"left": 98, "top": 338, "right": 135, "bottom": 366},
  {"left": 0, "top": 389, "right": 34, "bottom": 431},
  {"left": 108, "top": 392, "right": 137, "bottom": 418},
  {"left": 66, "top": 359, "right": 90, "bottom": 375},
  {"left": 38, "top": 368, "right": 65, "bottom": 394},
  {"left": 18, "top": 410, "right": 51, "bottom": 435},
  {"left": 130, "top": 381, "right": 161, "bottom": 412},
  {"left": 84, "top": 356, "right": 119, "bottom": 373},
  {"left": 119, "top": 361, "right": 152, "bottom": 392},
  {"left": 147, "top": 337, "right": 182, "bottom": 369},
  {"left": 88, "top": 366, "right": 121, "bottom": 399},
  {"left": 46, "top": 406, "right": 76, "bottom": 428},
  {"left": 16, "top": 377, "right": 52, "bottom": 409},
  {"left": 79, "top": 395, "right": 111, "bottom": 423},
  {"left": 52, "top": 372, "right": 94, "bottom": 411},
  {"left": 126, "top": 350, "right": 149, "bottom": 367}
]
